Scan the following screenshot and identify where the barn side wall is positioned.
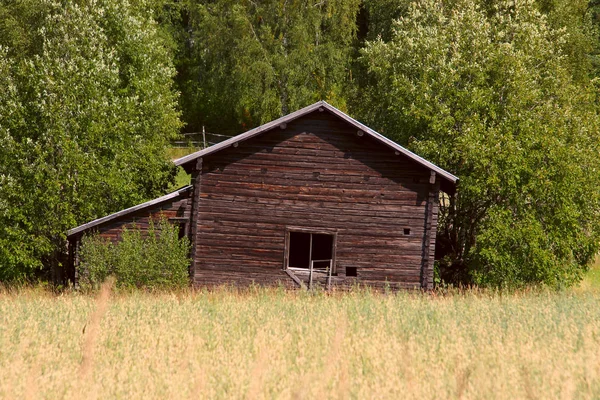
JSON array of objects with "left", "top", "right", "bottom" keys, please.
[
  {"left": 69, "top": 191, "right": 192, "bottom": 282},
  {"left": 193, "top": 110, "right": 439, "bottom": 289},
  {"left": 93, "top": 196, "right": 192, "bottom": 242}
]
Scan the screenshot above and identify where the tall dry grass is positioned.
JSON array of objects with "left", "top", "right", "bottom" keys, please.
[
  {"left": 80, "top": 276, "right": 115, "bottom": 380},
  {"left": 1, "top": 286, "right": 599, "bottom": 399}
]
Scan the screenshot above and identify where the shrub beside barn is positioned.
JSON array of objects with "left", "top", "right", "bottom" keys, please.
[{"left": 68, "top": 102, "right": 457, "bottom": 289}]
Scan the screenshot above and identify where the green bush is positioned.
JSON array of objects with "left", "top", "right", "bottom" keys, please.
[{"left": 78, "top": 218, "right": 190, "bottom": 290}]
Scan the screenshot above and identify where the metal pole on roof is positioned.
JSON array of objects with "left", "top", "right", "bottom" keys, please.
[{"left": 202, "top": 126, "right": 207, "bottom": 149}]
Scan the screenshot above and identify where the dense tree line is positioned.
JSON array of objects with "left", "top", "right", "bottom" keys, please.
[
  {"left": 2, "top": 0, "right": 600, "bottom": 288},
  {"left": 0, "top": 0, "right": 181, "bottom": 281}
]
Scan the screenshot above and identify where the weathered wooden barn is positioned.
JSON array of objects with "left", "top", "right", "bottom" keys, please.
[{"left": 67, "top": 101, "right": 458, "bottom": 289}]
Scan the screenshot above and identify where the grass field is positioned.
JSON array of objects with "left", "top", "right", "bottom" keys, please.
[
  {"left": 167, "top": 147, "right": 201, "bottom": 161},
  {"left": 1, "top": 281, "right": 600, "bottom": 400},
  {"left": 6, "top": 146, "right": 599, "bottom": 398}
]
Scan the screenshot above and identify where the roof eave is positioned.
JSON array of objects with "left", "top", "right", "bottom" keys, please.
[
  {"left": 173, "top": 101, "right": 327, "bottom": 168},
  {"left": 67, "top": 185, "right": 192, "bottom": 238},
  {"left": 173, "top": 100, "right": 458, "bottom": 185},
  {"left": 322, "top": 103, "right": 458, "bottom": 184}
]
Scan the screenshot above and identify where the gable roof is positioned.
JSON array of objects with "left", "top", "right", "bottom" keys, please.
[
  {"left": 68, "top": 103, "right": 458, "bottom": 239},
  {"left": 174, "top": 101, "right": 458, "bottom": 187},
  {"left": 67, "top": 185, "right": 192, "bottom": 238}
]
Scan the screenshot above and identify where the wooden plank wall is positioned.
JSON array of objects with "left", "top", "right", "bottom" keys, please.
[
  {"left": 94, "top": 195, "right": 192, "bottom": 242},
  {"left": 194, "top": 110, "right": 439, "bottom": 289},
  {"left": 188, "top": 160, "right": 203, "bottom": 279},
  {"left": 421, "top": 179, "right": 440, "bottom": 290}
]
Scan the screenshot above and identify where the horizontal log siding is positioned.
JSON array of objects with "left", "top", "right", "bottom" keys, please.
[
  {"left": 194, "top": 110, "right": 437, "bottom": 289},
  {"left": 95, "top": 195, "right": 191, "bottom": 242},
  {"left": 427, "top": 189, "right": 439, "bottom": 289}
]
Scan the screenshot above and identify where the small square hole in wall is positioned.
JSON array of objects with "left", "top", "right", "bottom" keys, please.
[
  {"left": 404, "top": 228, "right": 411, "bottom": 235},
  {"left": 346, "top": 267, "right": 357, "bottom": 277}
]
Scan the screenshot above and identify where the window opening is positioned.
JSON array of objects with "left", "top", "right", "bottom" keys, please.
[
  {"left": 289, "top": 232, "right": 311, "bottom": 268},
  {"left": 288, "top": 231, "right": 335, "bottom": 289},
  {"left": 178, "top": 223, "right": 187, "bottom": 240},
  {"left": 346, "top": 267, "right": 358, "bottom": 277},
  {"left": 169, "top": 217, "right": 188, "bottom": 240}
]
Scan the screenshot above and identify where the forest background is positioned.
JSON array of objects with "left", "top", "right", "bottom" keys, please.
[{"left": 2, "top": 0, "right": 600, "bottom": 288}]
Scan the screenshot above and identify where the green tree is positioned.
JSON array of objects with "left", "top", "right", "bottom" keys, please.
[
  {"left": 359, "top": 0, "right": 411, "bottom": 42},
  {"left": 360, "top": 0, "right": 600, "bottom": 288},
  {"left": 527, "top": 0, "right": 597, "bottom": 83},
  {"left": 0, "top": 0, "right": 181, "bottom": 281},
  {"left": 180, "top": 0, "right": 361, "bottom": 135}
]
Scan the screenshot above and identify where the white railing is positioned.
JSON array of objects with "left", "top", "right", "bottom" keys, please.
[{"left": 308, "top": 259, "right": 333, "bottom": 290}]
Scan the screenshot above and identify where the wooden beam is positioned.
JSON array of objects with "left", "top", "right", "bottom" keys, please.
[
  {"left": 429, "top": 171, "right": 436, "bottom": 185},
  {"left": 189, "top": 158, "right": 203, "bottom": 281},
  {"left": 285, "top": 269, "right": 306, "bottom": 289},
  {"left": 67, "top": 186, "right": 192, "bottom": 237},
  {"left": 68, "top": 238, "right": 78, "bottom": 287},
  {"left": 420, "top": 180, "right": 439, "bottom": 290}
]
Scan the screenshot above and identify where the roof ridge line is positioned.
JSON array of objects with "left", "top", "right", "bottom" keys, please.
[{"left": 173, "top": 101, "right": 458, "bottom": 184}]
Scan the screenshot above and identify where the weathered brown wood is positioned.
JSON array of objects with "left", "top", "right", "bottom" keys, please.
[
  {"left": 91, "top": 195, "right": 190, "bottom": 241},
  {"left": 191, "top": 111, "right": 444, "bottom": 289},
  {"left": 68, "top": 104, "right": 455, "bottom": 289},
  {"left": 68, "top": 238, "right": 78, "bottom": 286},
  {"left": 429, "top": 171, "right": 436, "bottom": 185},
  {"left": 284, "top": 269, "right": 305, "bottom": 289},
  {"left": 65, "top": 187, "right": 192, "bottom": 284},
  {"left": 188, "top": 158, "right": 203, "bottom": 279},
  {"left": 420, "top": 180, "right": 440, "bottom": 289}
]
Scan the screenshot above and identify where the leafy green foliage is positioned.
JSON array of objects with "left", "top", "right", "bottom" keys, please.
[
  {"left": 3, "top": 0, "right": 600, "bottom": 289},
  {"left": 359, "top": 0, "right": 412, "bottom": 42},
  {"left": 78, "top": 218, "right": 190, "bottom": 289},
  {"left": 0, "top": 0, "right": 181, "bottom": 280},
  {"left": 179, "top": 0, "right": 361, "bottom": 134},
  {"left": 360, "top": 0, "right": 600, "bottom": 288},
  {"left": 536, "top": 0, "right": 599, "bottom": 82}
]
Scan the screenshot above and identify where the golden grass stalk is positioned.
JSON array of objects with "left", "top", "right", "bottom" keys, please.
[{"left": 79, "top": 276, "right": 115, "bottom": 380}]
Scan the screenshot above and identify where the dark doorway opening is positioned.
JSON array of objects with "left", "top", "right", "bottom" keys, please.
[
  {"left": 288, "top": 231, "right": 335, "bottom": 272},
  {"left": 289, "top": 232, "right": 311, "bottom": 268}
]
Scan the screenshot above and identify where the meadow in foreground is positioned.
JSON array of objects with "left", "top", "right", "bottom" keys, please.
[{"left": 1, "top": 283, "right": 600, "bottom": 400}]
